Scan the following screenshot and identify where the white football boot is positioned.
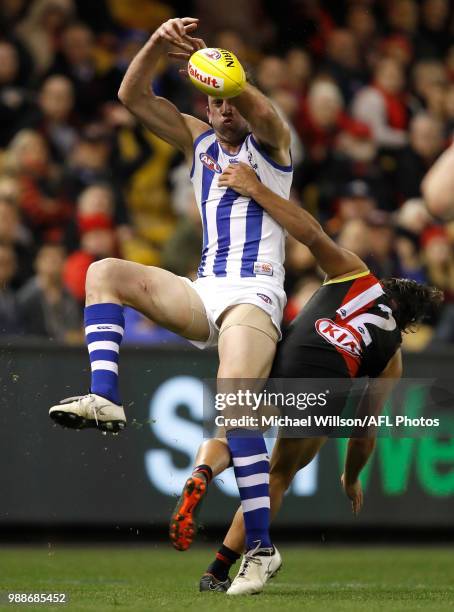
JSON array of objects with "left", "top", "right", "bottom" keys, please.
[
  {"left": 49, "top": 394, "right": 126, "bottom": 433},
  {"left": 227, "top": 543, "right": 282, "bottom": 596}
]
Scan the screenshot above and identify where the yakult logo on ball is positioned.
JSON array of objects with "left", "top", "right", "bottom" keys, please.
[
  {"left": 203, "top": 49, "right": 222, "bottom": 60},
  {"left": 188, "top": 64, "right": 224, "bottom": 90},
  {"left": 200, "top": 152, "right": 222, "bottom": 174}
]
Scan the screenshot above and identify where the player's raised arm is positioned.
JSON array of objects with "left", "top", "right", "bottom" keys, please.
[
  {"left": 118, "top": 17, "right": 209, "bottom": 158},
  {"left": 421, "top": 141, "right": 454, "bottom": 220},
  {"left": 219, "top": 162, "right": 366, "bottom": 280},
  {"left": 341, "top": 349, "right": 403, "bottom": 514},
  {"left": 230, "top": 83, "right": 291, "bottom": 165}
]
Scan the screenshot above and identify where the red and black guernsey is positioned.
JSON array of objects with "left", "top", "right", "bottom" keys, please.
[{"left": 272, "top": 271, "right": 402, "bottom": 379}]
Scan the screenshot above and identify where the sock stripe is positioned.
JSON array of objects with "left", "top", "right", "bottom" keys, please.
[
  {"left": 242, "top": 497, "right": 271, "bottom": 513},
  {"left": 238, "top": 483, "right": 270, "bottom": 500},
  {"left": 91, "top": 360, "right": 119, "bottom": 374},
  {"left": 232, "top": 453, "right": 269, "bottom": 467},
  {"left": 233, "top": 461, "right": 270, "bottom": 478},
  {"left": 237, "top": 473, "right": 269, "bottom": 488},
  {"left": 85, "top": 323, "right": 124, "bottom": 336},
  {"left": 227, "top": 429, "right": 272, "bottom": 550},
  {"left": 88, "top": 341, "right": 120, "bottom": 354}
]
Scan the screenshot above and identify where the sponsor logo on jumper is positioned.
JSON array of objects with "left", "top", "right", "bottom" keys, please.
[
  {"left": 203, "top": 49, "right": 222, "bottom": 61},
  {"left": 189, "top": 64, "right": 223, "bottom": 89},
  {"left": 315, "top": 318, "right": 361, "bottom": 357},
  {"left": 257, "top": 293, "right": 272, "bottom": 304},
  {"left": 200, "top": 152, "right": 222, "bottom": 174},
  {"left": 96, "top": 325, "right": 113, "bottom": 330},
  {"left": 253, "top": 262, "right": 273, "bottom": 276}
]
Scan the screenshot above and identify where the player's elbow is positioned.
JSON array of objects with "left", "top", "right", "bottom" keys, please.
[
  {"left": 422, "top": 179, "right": 452, "bottom": 220},
  {"left": 118, "top": 83, "right": 149, "bottom": 111}
]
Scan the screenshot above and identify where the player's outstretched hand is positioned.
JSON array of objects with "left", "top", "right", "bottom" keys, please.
[
  {"left": 152, "top": 17, "right": 199, "bottom": 53},
  {"left": 219, "top": 162, "right": 259, "bottom": 197},
  {"left": 341, "top": 473, "right": 363, "bottom": 516}
]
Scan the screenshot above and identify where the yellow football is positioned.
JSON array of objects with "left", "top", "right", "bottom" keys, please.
[{"left": 188, "top": 48, "right": 246, "bottom": 98}]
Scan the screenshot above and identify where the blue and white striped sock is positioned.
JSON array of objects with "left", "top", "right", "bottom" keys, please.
[
  {"left": 227, "top": 429, "right": 271, "bottom": 550},
  {"left": 84, "top": 303, "right": 124, "bottom": 406}
]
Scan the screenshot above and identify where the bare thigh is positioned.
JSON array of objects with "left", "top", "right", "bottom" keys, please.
[
  {"left": 86, "top": 259, "right": 210, "bottom": 342},
  {"left": 217, "top": 304, "right": 278, "bottom": 379}
]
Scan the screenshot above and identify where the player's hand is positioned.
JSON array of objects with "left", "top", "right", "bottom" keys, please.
[
  {"left": 218, "top": 162, "right": 259, "bottom": 197},
  {"left": 152, "top": 17, "right": 199, "bottom": 53},
  {"left": 167, "top": 33, "right": 206, "bottom": 61},
  {"left": 341, "top": 473, "right": 363, "bottom": 516}
]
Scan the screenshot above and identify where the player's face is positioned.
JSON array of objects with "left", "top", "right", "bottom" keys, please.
[{"left": 207, "top": 98, "right": 249, "bottom": 144}]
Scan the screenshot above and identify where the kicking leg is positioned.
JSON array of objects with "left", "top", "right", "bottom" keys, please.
[
  {"left": 202, "top": 436, "right": 326, "bottom": 592},
  {"left": 49, "top": 258, "right": 210, "bottom": 432}
]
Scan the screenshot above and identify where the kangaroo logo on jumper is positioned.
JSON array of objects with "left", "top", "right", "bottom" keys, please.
[
  {"left": 203, "top": 49, "right": 221, "bottom": 61},
  {"left": 315, "top": 318, "right": 361, "bottom": 357},
  {"left": 200, "top": 152, "right": 222, "bottom": 174},
  {"left": 257, "top": 293, "right": 272, "bottom": 304},
  {"left": 96, "top": 325, "right": 113, "bottom": 330}
]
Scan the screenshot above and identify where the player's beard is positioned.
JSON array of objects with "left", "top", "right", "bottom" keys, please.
[{"left": 214, "top": 119, "right": 249, "bottom": 147}]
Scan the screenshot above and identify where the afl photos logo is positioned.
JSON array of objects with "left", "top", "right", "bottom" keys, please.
[
  {"left": 315, "top": 318, "right": 361, "bottom": 357},
  {"left": 200, "top": 152, "right": 222, "bottom": 174}
]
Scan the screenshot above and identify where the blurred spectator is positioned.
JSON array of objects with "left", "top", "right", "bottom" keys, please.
[
  {"left": 327, "top": 180, "right": 376, "bottom": 235},
  {"left": 386, "top": 0, "right": 419, "bottom": 38},
  {"left": 396, "top": 113, "right": 445, "bottom": 201},
  {"left": 416, "top": 0, "right": 451, "bottom": 59},
  {"left": 63, "top": 225, "right": 117, "bottom": 302},
  {"left": 0, "top": 41, "right": 34, "bottom": 146},
  {"left": 48, "top": 22, "right": 108, "bottom": 120},
  {"left": 255, "top": 56, "right": 287, "bottom": 96},
  {"left": 412, "top": 59, "right": 448, "bottom": 112},
  {"left": 16, "top": 0, "right": 75, "bottom": 77},
  {"left": 161, "top": 195, "right": 202, "bottom": 278},
  {"left": 5, "top": 129, "right": 71, "bottom": 243},
  {"left": 322, "top": 29, "right": 365, "bottom": 104},
  {"left": 336, "top": 218, "right": 370, "bottom": 260},
  {"left": 0, "top": 197, "right": 34, "bottom": 287},
  {"left": 296, "top": 80, "right": 346, "bottom": 162},
  {"left": 22, "top": 75, "right": 78, "bottom": 162},
  {"left": 394, "top": 199, "right": 431, "bottom": 282},
  {"left": 17, "top": 243, "right": 81, "bottom": 340},
  {"left": 352, "top": 57, "right": 408, "bottom": 148},
  {"left": 0, "top": 242, "right": 21, "bottom": 335},
  {"left": 284, "top": 48, "right": 312, "bottom": 100}
]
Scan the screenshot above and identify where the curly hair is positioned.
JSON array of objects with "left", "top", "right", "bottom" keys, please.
[{"left": 381, "top": 278, "right": 444, "bottom": 332}]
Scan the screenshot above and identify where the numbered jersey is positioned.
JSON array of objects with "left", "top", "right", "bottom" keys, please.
[
  {"left": 191, "top": 129, "right": 293, "bottom": 288},
  {"left": 274, "top": 271, "right": 402, "bottom": 379}
]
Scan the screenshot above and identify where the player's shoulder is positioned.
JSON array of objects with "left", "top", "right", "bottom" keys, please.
[
  {"left": 182, "top": 114, "right": 212, "bottom": 143},
  {"left": 246, "top": 133, "right": 293, "bottom": 174}
]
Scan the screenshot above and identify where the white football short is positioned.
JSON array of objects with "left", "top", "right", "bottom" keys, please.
[{"left": 180, "top": 276, "right": 287, "bottom": 350}]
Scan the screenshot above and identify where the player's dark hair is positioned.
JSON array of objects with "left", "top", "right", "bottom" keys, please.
[{"left": 381, "top": 278, "right": 444, "bottom": 332}]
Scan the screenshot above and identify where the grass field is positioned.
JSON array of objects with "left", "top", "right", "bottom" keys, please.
[{"left": 0, "top": 546, "right": 453, "bottom": 611}]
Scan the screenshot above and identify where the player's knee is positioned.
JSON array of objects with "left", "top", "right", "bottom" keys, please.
[
  {"left": 86, "top": 258, "right": 122, "bottom": 292},
  {"left": 270, "top": 469, "right": 293, "bottom": 493}
]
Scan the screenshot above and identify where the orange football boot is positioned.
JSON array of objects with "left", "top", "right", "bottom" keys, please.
[{"left": 169, "top": 474, "right": 208, "bottom": 551}]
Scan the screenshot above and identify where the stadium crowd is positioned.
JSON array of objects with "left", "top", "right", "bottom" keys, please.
[{"left": 0, "top": 0, "right": 453, "bottom": 349}]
